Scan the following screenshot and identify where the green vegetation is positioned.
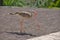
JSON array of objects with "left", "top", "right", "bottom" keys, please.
[
  {"left": 3, "top": 0, "right": 26, "bottom": 7},
  {"left": 2, "top": 0, "right": 60, "bottom": 8}
]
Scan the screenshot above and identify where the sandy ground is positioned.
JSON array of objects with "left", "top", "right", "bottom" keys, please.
[{"left": 0, "top": 6, "right": 60, "bottom": 40}]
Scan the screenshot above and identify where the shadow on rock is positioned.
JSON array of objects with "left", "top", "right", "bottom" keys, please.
[{"left": 6, "top": 32, "right": 36, "bottom": 37}]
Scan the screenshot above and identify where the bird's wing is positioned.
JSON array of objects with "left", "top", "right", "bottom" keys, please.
[{"left": 20, "top": 11, "right": 32, "bottom": 16}]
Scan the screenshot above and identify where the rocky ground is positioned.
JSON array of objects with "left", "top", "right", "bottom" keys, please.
[{"left": 0, "top": 6, "right": 60, "bottom": 40}]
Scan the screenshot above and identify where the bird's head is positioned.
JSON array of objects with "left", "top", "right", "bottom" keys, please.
[{"left": 31, "top": 10, "right": 38, "bottom": 17}]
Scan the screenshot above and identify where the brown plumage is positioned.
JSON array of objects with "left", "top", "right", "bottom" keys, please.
[
  {"left": 9, "top": 11, "right": 38, "bottom": 33},
  {"left": 9, "top": 11, "right": 32, "bottom": 18},
  {"left": 9, "top": 11, "right": 32, "bottom": 33}
]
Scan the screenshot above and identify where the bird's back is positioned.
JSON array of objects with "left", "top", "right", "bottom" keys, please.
[{"left": 9, "top": 11, "right": 32, "bottom": 18}]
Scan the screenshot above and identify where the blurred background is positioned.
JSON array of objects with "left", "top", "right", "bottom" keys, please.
[{"left": 0, "top": 0, "right": 60, "bottom": 8}]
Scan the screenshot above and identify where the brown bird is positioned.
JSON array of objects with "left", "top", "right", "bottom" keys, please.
[{"left": 9, "top": 10, "right": 38, "bottom": 33}]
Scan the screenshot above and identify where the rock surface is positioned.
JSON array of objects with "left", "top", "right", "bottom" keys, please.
[
  {"left": 27, "top": 32, "right": 60, "bottom": 40},
  {"left": 0, "top": 6, "right": 60, "bottom": 40}
]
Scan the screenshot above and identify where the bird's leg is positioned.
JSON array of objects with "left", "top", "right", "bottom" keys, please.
[
  {"left": 33, "top": 18, "right": 40, "bottom": 30},
  {"left": 33, "top": 11, "right": 40, "bottom": 30},
  {"left": 36, "top": 21, "right": 40, "bottom": 30},
  {"left": 34, "top": 19, "right": 40, "bottom": 30},
  {"left": 20, "top": 19, "right": 25, "bottom": 33}
]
